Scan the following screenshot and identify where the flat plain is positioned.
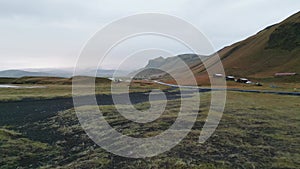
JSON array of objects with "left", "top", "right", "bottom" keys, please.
[{"left": 0, "top": 79, "right": 299, "bottom": 169}]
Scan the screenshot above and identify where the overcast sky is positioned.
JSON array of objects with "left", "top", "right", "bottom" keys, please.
[{"left": 0, "top": 0, "right": 299, "bottom": 70}]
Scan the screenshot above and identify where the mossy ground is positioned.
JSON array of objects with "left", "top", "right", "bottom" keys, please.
[{"left": 0, "top": 89, "right": 299, "bottom": 168}]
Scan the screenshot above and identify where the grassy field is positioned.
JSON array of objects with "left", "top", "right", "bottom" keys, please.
[
  {"left": 0, "top": 75, "right": 298, "bottom": 101},
  {"left": 225, "top": 80, "right": 300, "bottom": 92},
  {"left": 0, "top": 78, "right": 170, "bottom": 101},
  {"left": 0, "top": 87, "right": 299, "bottom": 168}
]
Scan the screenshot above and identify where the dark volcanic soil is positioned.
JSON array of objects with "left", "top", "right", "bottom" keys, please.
[{"left": 0, "top": 90, "right": 192, "bottom": 126}]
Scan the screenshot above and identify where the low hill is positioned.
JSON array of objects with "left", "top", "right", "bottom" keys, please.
[
  {"left": 10, "top": 76, "right": 111, "bottom": 85},
  {"left": 0, "top": 78, "right": 17, "bottom": 84},
  {"left": 12, "top": 76, "right": 72, "bottom": 85}
]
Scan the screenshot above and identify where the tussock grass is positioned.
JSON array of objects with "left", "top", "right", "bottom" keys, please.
[{"left": 0, "top": 89, "right": 299, "bottom": 168}]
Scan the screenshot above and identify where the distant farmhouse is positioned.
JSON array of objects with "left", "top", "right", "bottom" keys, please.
[
  {"left": 213, "top": 74, "right": 263, "bottom": 86},
  {"left": 236, "top": 78, "right": 249, "bottom": 83},
  {"left": 213, "top": 74, "right": 224, "bottom": 78},
  {"left": 226, "top": 76, "right": 235, "bottom": 81}
]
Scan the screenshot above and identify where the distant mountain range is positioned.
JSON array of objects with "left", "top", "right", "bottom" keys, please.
[
  {"left": 0, "top": 70, "right": 53, "bottom": 78},
  {"left": 0, "top": 69, "right": 131, "bottom": 78},
  {"left": 132, "top": 11, "right": 300, "bottom": 84}
]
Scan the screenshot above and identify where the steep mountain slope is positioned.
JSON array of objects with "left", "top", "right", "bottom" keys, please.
[
  {"left": 194, "top": 11, "right": 300, "bottom": 79},
  {"left": 129, "top": 54, "right": 206, "bottom": 79},
  {"left": 136, "top": 11, "right": 300, "bottom": 85}
]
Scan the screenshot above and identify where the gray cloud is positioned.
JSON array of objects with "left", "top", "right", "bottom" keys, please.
[{"left": 0, "top": 0, "right": 299, "bottom": 70}]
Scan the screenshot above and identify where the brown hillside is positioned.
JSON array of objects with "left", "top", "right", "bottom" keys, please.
[
  {"left": 132, "top": 12, "right": 300, "bottom": 85},
  {"left": 200, "top": 11, "right": 300, "bottom": 79}
]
